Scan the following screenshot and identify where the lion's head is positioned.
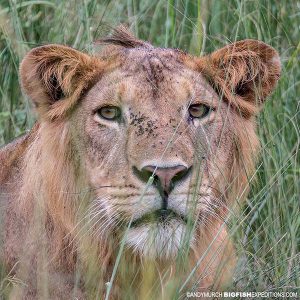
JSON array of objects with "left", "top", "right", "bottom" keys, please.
[{"left": 19, "top": 27, "right": 280, "bottom": 261}]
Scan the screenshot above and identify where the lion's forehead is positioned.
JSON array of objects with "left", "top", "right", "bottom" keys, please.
[
  {"left": 119, "top": 47, "right": 187, "bottom": 73},
  {"left": 86, "top": 49, "right": 218, "bottom": 114}
]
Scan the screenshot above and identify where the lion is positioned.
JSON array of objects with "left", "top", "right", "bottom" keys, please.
[{"left": 0, "top": 27, "right": 280, "bottom": 299}]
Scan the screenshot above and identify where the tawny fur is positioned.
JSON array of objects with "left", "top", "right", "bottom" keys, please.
[{"left": 0, "top": 27, "right": 280, "bottom": 299}]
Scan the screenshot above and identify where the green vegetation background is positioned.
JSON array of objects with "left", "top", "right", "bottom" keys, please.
[{"left": 0, "top": 0, "right": 299, "bottom": 296}]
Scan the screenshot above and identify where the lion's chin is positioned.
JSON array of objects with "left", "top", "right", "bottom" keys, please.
[{"left": 125, "top": 220, "right": 193, "bottom": 259}]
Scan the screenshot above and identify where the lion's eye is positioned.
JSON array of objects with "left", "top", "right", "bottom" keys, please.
[
  {"left": 188, "top": 104, "right": 210, "bottom": 119},
  {"left": 97, "top": 106, "right": 121, "bottom": 121}
]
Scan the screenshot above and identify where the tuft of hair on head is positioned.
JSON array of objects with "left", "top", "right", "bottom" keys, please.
[{"left": 97, "top": 25, "right": 153, "bottom": 49}]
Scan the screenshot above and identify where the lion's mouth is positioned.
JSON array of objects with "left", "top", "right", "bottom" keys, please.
[{"left": 131, "top": 209, "right": 187, "bottom": 228}]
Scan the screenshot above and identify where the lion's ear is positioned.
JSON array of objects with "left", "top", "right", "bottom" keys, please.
[
  {"left": 197, "top": 40, "right": 281, "bottom": 117},
  {"left": 20, "top": 44, "right": 102, "bottom": 120}
]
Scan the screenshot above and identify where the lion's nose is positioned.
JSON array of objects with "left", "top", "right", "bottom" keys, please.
[{"left": 141, "top": 165, "right": 190, "bottom": 194}]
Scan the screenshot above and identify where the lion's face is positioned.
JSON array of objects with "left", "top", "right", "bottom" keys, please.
[
  {"left": 20, "top": 29, "right": 280, "bottom": 259},
  {"left": 71, "top": 48, "right": 235, "bottom": 258}
]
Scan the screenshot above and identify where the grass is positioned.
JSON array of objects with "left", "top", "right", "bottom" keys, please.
[{"left": 0, "top": 0, "right": 299, "bottom": 299}]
